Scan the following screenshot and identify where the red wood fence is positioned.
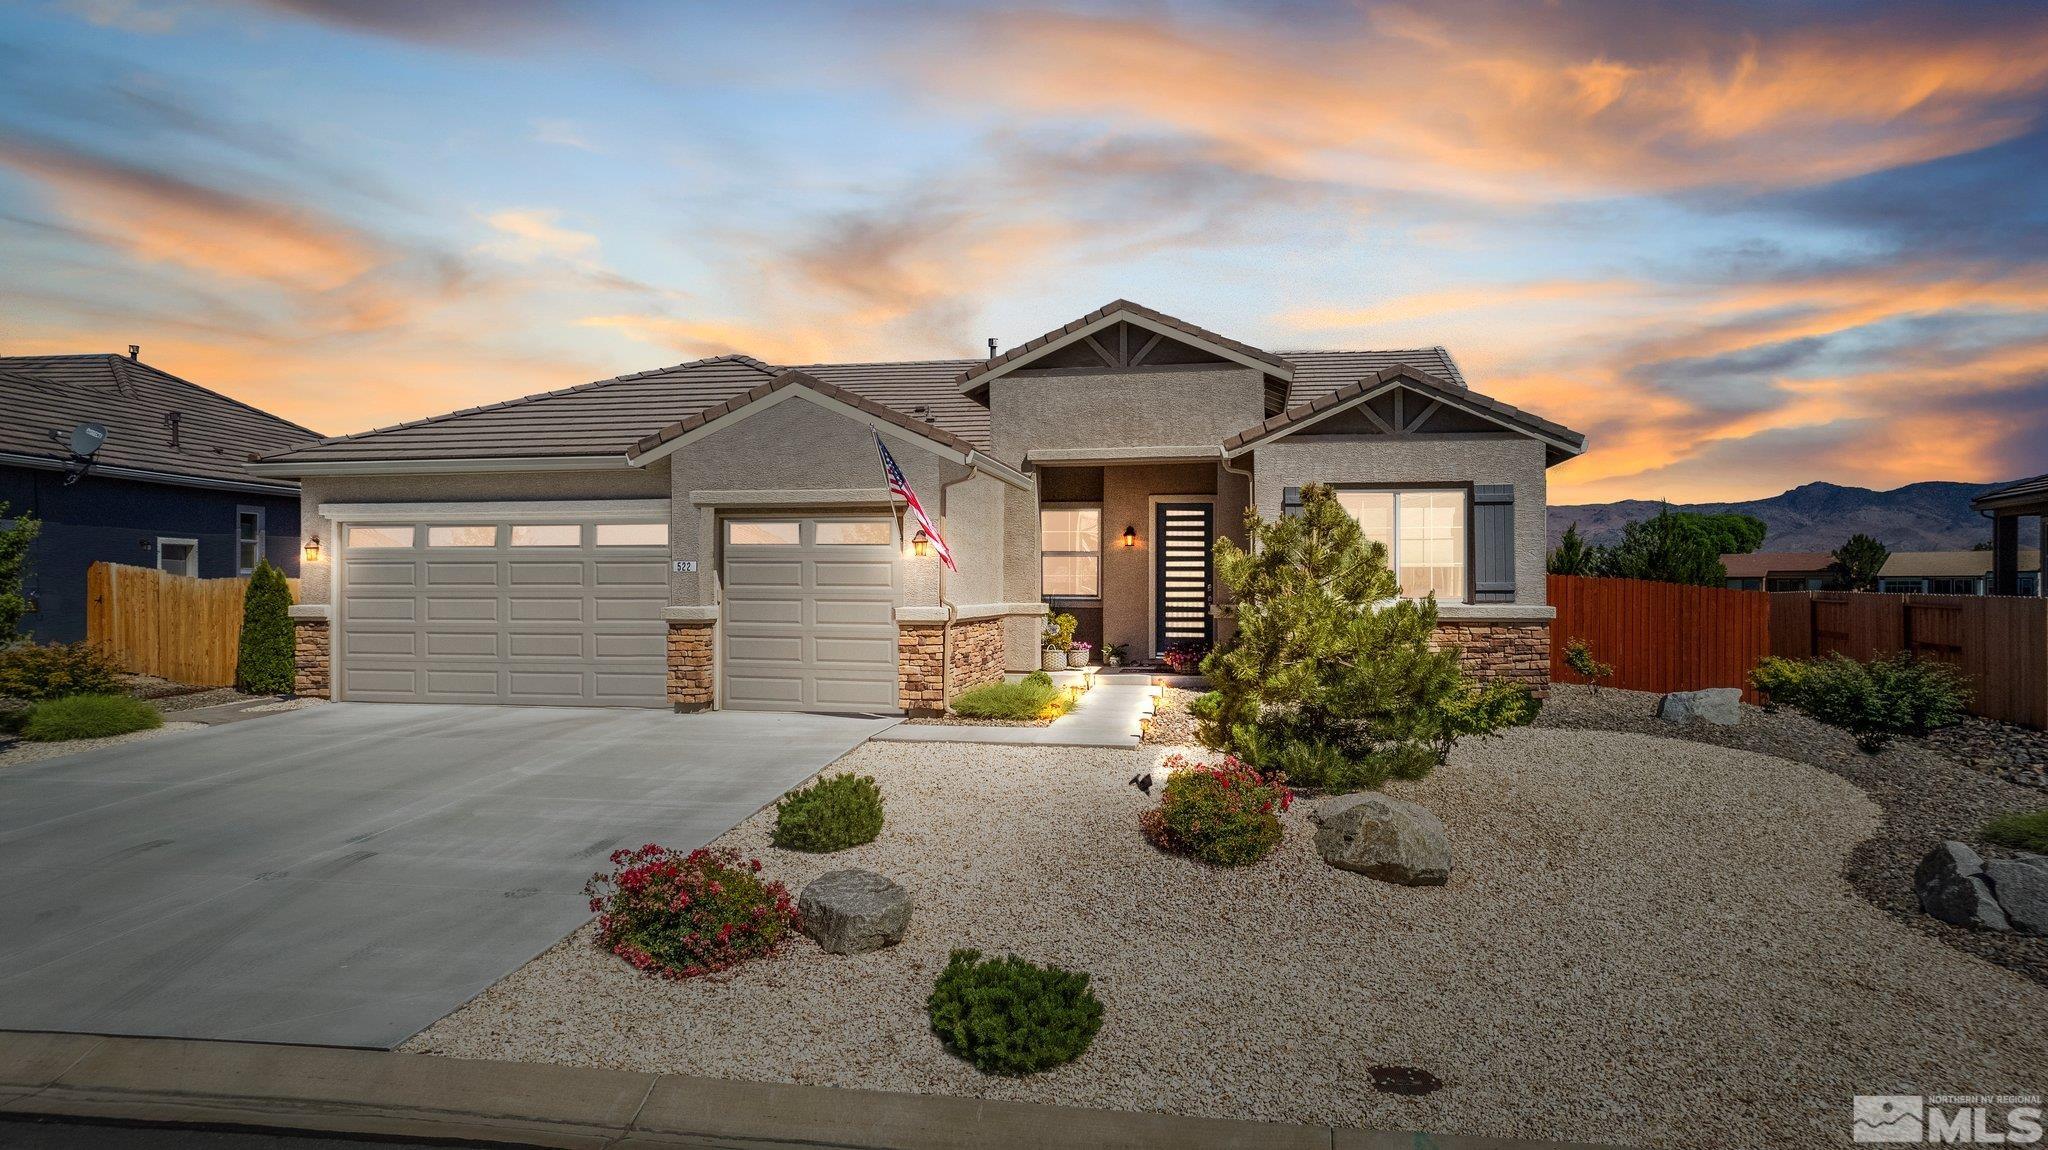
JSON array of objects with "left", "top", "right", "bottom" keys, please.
[
  {"left": 1547, "top": 574, "right": 1772, "bottom": 701},
  {"left": 1769, "top": 591, "right": 2048, "bottom": 729}
]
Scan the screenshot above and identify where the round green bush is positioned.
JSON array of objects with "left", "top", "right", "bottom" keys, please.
[
  {"left": 1139, "top": 754, "right": 1290, "bottom": 866},
  {"left": 20, "top": 693, "right": 162, "bottom": 742},
  {"left": 0, "top": 641, "right": 123, "bottom": 701},
  {"left": 927, "top": 948, "right": 1103, "bottom": 1075},
  {"left": 772, "top": 772, "right": 884, "bottom": 852},
  {"left": 1982, "top": 809, "right": 2048, "bottom": 854}
]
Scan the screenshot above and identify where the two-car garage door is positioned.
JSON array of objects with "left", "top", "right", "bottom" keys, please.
[{"left": 338, "top": 517, "right": 670, "bottom": 707}]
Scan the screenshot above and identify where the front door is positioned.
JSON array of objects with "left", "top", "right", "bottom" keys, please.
[{"left": 1153, "top": 502, "right": 1214, "bottom": 655}]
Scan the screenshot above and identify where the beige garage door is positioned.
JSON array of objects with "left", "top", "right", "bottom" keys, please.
[
  {"left": 338, "top": 519, "right": 669, "bottom": 707},
  {"left": 722, "top": 516, "right": 899, "bottom": 712}
]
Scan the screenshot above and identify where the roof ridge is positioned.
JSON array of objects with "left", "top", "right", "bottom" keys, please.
[{"left": 254, "top": 352, "right": 778, "bottom": 460}]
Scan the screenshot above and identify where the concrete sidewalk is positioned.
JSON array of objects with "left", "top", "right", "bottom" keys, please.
[
  {"left": 877, "top": 679, "right": 1157, "bottom": 749},
  {"left": 0, "top": 1031, "right": 1616, "bottom": 1150}
]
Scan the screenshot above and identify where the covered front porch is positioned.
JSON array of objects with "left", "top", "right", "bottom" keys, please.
[{"left": 1973, "top": 472, "right": 2048, "bottom": 596}]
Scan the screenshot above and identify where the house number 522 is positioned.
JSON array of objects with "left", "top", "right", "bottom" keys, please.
[{"left": 672, "top": 560, "right": 697, "bottom": 573}]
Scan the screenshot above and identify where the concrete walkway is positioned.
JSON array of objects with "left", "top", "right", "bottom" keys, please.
[
  {"left": 0, "top": 704, "right": 891, "bottom": 1049},
  {"left": 0, "top": 1031, "right": 1619, "bottom": 1150},
  {"left": 876, "top": 678, "right": 1158, "bottom": 748}
]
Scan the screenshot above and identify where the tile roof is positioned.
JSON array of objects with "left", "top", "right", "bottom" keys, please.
[
  {"left": 1971, "top": 472, "right": 2048, "bottom": 512},
  {"left": 1221, "top": 363, "right": 1585, "bottom": 456},
  {"left": 1880, "top": 550, "right": 2040, "bottom": 578},
  {"left": 956, "top": 299, "right": 1294, "bottom": 389},
  {"left": 1275, "top": 348, "right": 1465, "bottom": 403},
  {"left": 1720, "top": 552, "right": 1835, "bottom": 579},
  {"left": 0, "top": 354, "right": 318, "bottom": 489},
  {"left": 627, "top": 370, "right": 977, "bottom": 463}
]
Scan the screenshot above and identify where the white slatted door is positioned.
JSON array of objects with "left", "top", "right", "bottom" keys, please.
[{"left": 1154, "top": 502, "right": 1214, "bottom": 655}]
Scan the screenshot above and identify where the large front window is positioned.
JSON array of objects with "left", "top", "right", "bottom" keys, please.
[
  {"left": 1040, "top": 506, "right": 1101, "bottom": 597},
  {"left": 1335, "top": 489, "right": 1467, "bottom": 602}
]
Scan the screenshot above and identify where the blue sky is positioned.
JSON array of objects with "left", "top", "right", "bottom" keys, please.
[{"left": 3, "top": 0, "right": 2046, "bottom": 501}]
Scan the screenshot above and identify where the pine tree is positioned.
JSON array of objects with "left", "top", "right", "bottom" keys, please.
[
  {"left": 1194, "top": 483, "right": 1534, "bottom": 791},
  {"left": 1830, "top": 533, "right": 1889, "bottom": 591},
  {"left": 235, "top": 559, "right": 295, "bottom": 694},
  {"left": 1547, "top": 522, "right": 1600, "bottom": 575}
]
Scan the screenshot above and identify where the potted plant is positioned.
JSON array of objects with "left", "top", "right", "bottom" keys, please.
[
  {"left": 1103, "top": 643, "right": 1128, "bottom": 669},
  {"left": 1067, "top": 641, "right": 1092, "bottom": 669},
  {"left": 1041, "top": 613, "right": 1077, "bottom": 671}
]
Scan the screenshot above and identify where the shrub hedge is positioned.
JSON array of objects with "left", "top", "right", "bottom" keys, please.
[
  {"left": 772, "top": 772, "right": 885, "bottom": 852},
  {"left": 1138, "top": 754, "right": 1291, "bottom": 866},
  {"left": 951, "top": 677, "right": 1069, "bottom": 721},
  {"left": 583, "top": 844, "right": 794, "bottom": 979},
  {"left": 20, "top": 693, "right": 162, "bottom": 742},
  {"left": 927, "top": 948, "right": 1104, "bottom": 1075},
  {"left": 0, "top": 641, "right": 123, "bottom": 701},
  {"left": 235, "top": 559, "right": 295, "bottom": 694},
  {"left": 1751, "top": 652, "right": 1970, "bottom": 753}
]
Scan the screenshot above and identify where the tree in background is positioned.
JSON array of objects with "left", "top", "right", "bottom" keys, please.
[
  {"left": 0, "top": 503, "right": 41, "bottom": 641},
  {"left": 235, "top": 559, "right": 296, "bottom": 694},
  {"left": 1692, "top": 513, "right": 1768, "bottom": 556},
  {"left": 1596, "top": 504, "right": 1729, "bottom": 587},
  {"left": 1547, "top": 522, "right": 1599, "bottom": 575},
  {"left": 1830, "top": 533, "right": 1890, "bottom": 592}
]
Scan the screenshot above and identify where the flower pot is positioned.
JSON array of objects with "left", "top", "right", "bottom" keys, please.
[
  {"left": 1041, "top": 648, "right": 1066, "bottom": 671},
  {"left": 1066, "top": 648, "right": 1090, "bottom": 668}
]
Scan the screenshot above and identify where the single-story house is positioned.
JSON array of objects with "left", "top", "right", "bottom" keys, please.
[
  {"left": 1876, "top": 550, "right": 2041, "bottom": 597},
  {"left": 248, "top": 301, "right": 1586, "bottom": 714},
  {"left": 1721, "top": 552, "right": 1845, "bottom": 592},
  {"left": 1, "top": 350, "right": 318, "bottom": 642},
  {"left": 1973, "top": 473, "right": 2048, "bottom": 596}
]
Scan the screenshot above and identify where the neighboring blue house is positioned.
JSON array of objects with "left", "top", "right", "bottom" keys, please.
[{"left": 0, "top": 350, "right": 319, "bottom": 643}]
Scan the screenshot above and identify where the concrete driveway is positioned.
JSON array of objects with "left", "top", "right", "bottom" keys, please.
[{"left": 0, "top": 704, "right": 895, "bottom": 1049}]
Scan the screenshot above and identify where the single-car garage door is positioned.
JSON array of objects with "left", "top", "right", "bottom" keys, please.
[
  {"left": 338, "top": 518, "right": 669, "bottom": 707},
  {"left": 722, "top": 516, "right": 899, "bottom": 712}
]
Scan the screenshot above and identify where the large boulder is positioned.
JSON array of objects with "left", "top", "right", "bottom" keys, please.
[
  {"left": 1658, "top": 688, "right": 1743, "bottom": 726},
  {"left": 1914, "top": 841, "right": 2010, "bottom": 931},
  {"left": 1311, "top": 794, "right": 1451, "bottom": 886},
  {"left": 1984, "top": 854, "right": 2048, "bottom": 935},
  {"left": 797, "top": 869, "right": 911, "bottom": 954}
]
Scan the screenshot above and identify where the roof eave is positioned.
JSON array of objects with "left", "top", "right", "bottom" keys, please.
[{"left": 244, "top": 454, "right": 633, "bottom": 478}]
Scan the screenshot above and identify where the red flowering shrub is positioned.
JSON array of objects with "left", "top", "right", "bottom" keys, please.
[
  {"left": 584, "top": 844, "right": 795, "bottom": 978},
  {"left": 1159, "top": 640, "right": 1208, "bottom": 675},
  {"left": 1138, "top": 754, "right": 1292, "bottom": 867}
]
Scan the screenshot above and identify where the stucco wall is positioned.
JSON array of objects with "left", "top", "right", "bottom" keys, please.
[
  {"left": 1251, "top": 434, "right": 1550, "bottom": 606},
  {"left": 294, "top": 464, "right": 669, "bottom": 604},
  {"left": 987, "top": 366, "right": 1264, "bottom": 465}
]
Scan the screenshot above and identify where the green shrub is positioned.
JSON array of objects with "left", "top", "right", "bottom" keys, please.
[
  {"left": 772, "top": 772, "right": 885, "bottom": 852},
  {"left": 1198, "top": 484, "right": 1533, "bottom": 780},
  {"left": 951, "top": 678, "right": 1069, "bottom": 721},
  {"left": 235, "top": 559, "right": 295, "bottom": 694},
  {"left": 20, "top": 693, "right": 162, "bottom": 741},
  {"left": 0, "top": 642, "right": 124, "bottom": 701},
  {"left": 1023, "top": 669, "right": 1053, "bottom": 687},
  {"left": 1562, "top": 637, "right": 1614, "bottom": 692},
  {"left": 1138, "top": 754, "right": 1291, "bottom": 865},
  {"left": 1749, "top": 651, "right": 1970, "bottom": 752},
  {"left": 1982, "top": 809, "right": 2048, "bottom": 854},
  {"left": 584, "top": 844, "right": 794, "bottom": 978},
  {"left": 927, "top": 948, "right": 1104, "bottom": 1075}
]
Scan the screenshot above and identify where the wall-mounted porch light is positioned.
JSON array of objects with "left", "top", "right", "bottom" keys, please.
[
  {"left": 1122, "top": 525, "right": 1138, "bottom": 549},
  {"left": 303, "top": 534, "right": 321, "bottom": 563},
  {"left": 910, "top": 529, "right": 933, "bottom": 559}
]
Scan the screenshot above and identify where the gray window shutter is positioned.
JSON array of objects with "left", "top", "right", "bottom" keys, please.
[
  {"left": 1281, "top": 486, "right": 1302, "bottom": 517},
  {"left": 1472, "top": 484, "right": 1516, "bottom": 602}
]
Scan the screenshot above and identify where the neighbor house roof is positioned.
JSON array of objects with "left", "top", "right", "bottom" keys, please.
[
  {"left": 1719, "top": 552, "right": 1835, "bottom": 580},
  {"left": 1220, "top": 363, "right": 1586, "bottom": 460},
  {"left": 1880, "top": 550, "right": 2040, "bottom": 578},
  {"left": 0, "top": 353, "right": 319, "bottom": 492}
]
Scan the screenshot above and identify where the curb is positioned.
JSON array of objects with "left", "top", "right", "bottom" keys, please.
[{"left": 0, "top": 1031, "right": 1616, "bottom": 1150}]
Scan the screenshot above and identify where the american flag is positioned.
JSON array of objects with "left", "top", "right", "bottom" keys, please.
[{"left": 874, "top": 431, "right": 955, "bottom": 571}]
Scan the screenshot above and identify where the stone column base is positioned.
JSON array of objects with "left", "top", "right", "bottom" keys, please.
[
  {"left": 1433, "top": 620, "right": 1550, "bottom": 697},
  {"left": 293, "top": 619, "right": 330, "bottom": 698},
  {"left": 898, "top": 617, "right": 1008, "bottom": 716},
  {"left": 667, "top": 620, "right": 715, "bottom": 711}
]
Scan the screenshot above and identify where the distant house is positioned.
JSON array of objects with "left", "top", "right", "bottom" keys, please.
[
  {"left": 1876, "top": 550, "right": 2041, "bottom": 597},
  {"left": 1721, "top": 552, "right": 1844, "bottom": 592},
  {"left": 0, "top": 350, "right": 320, "bottom": 643}
]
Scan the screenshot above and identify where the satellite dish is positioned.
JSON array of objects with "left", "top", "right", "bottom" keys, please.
[{"left": 69, "top": 422, "right": 107, "bottom": 458}]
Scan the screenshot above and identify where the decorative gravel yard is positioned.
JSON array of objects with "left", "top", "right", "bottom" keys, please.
[{"left": 408, "top": 725, "right": 2048, "bottom": 1149}]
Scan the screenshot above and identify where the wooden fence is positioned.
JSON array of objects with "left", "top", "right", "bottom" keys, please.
[
  {"left": 1770, "top": 591, "right": 2048, "bottom": 729},
  {"left": 1547, "top": 574, "right": 1772, "bottom": 701},
  {"left": 85, "top": 562, "right": 299, "bottom": 688}
]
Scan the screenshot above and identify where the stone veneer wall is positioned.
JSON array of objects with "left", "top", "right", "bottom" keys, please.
[
  {"left": 293, "top": 619, "right": 330, "bottom": 699},
  {"left": 667, "top": 621, "right": 715, "bottom": 711},
  {"left": 899, "top": 617, "right": 1007, "bottom": 716},
  {"left": 1433, "top": 621, "right": 1550, "bottom": 697}
]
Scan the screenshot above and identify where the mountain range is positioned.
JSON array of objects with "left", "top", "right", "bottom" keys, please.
[{"left": 1548, "top": 481, "right": 2044, "bottom": 553}]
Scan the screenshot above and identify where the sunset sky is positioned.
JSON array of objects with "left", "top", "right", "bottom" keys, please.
[{"left": 3, "top": 0, "right": 2046, "bottom": 502}]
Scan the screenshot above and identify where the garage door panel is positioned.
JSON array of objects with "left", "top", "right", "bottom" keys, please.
[
  {"left": 339, "top": 516, "right": 667, "bottom": 709},
  {"left": 723, "top": 517, "right": 897, "bottom": 713},
  {"left": 727, "top": 559, "right": 802, "bottom": 586},
  {"left": 814, "top": 636, "right": 895, "bottom": 664},
  {"left": 814, "top": 599, "right": 894, "bottom": 626},
  {"left": 813, "top": 561, "right": 892, "bottom": 588},
  {"left": 726, "top": 599, "right": 802, "bottom": 624},
  {"left": 726, "top": 674, "right": 804, "bottom": 705},
  {"left": 813, "top": 677, "right": 898, "bottom": 709},
  {"left": 727, "top": 635, "right": 803, "bottom": 662}
]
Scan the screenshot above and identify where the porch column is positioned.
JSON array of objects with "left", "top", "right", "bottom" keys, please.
[{"left": 1991, "top": 512, "right": 2021, "bottom": 597}]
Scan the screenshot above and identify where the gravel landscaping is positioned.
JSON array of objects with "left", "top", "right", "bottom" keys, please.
[
  {"left": 407, "top": 728, "right": 2048, "bottom": 1149},
  {"left": 1140, "top": 686, "right": 1201, "bottom": 745},
  {"left": 1537, "top": 684, "right": 2048, "bottom": 985}
]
